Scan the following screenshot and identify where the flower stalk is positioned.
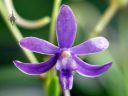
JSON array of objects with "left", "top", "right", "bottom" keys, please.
[
  {"left": 90, "top": 0, "right": 119, "bottom": 37},
  {"left": 64, "top": 90, "right": 71, "bottom": 96},
  {"left": 46, "top": 0, "right": 62, "bottom": 96},
  {"left": 49, "top": 0, "right": 62, "bottom": 43}
]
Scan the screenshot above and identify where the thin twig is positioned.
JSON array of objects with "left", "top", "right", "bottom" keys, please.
[
  {"left": 4, "top": 0, "right": 50, "bottom": 29},
  {"left": 90, "top": 0, "right": 119, "bottom": 37}
]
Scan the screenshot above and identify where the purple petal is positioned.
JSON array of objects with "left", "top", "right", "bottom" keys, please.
[
  {"left": 20, "top": 37, "right": 59, "bottom": 55},
  {"left": 71, "top": 37, "right": 109, "bottom": 55},
  {"left": 56, "top": 5, "right": 77, "bottom": 48},
  {"left": 13, "top": 55, "right": 58, "bottom": 75},
  {"left": 73, "top": 56, "right": 112, "bottom": 77},
  {"left": 59, "top": 73, "right": 73, "bottom": 90}
]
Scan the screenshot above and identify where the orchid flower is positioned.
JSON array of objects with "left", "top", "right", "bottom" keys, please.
[{"left": 13, "top": 4, "right": 112, "bottom": 90}]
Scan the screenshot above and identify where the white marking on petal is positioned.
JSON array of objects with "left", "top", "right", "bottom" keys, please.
[
  {"left": 91, "top": 37, "right": 109, "bottom": 50},
  {"left": 71, "top": 60, "right": 77, "bottom": 70},
  {"left": 62, "top": 77, "right": 67, "bottom": 89}
]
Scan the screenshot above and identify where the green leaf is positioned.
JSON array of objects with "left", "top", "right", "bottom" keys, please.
[
  {"left": 85, "top": 51, "right": 125, "bottom": 96},
  {"left": 47, "top": 76, "right": 60, "bottom": 96}
]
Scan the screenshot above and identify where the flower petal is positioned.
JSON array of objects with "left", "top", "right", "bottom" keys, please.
[
  {"left": 71, "top": 37, "right": 109, "bottom": 55},
  {"left": 56, "top": 5, "right": 77, "bottom": 48},
  {"left": 13, "top": 55, "right": 58, "bottom": 75},
  {"left": 20, "top": 37, "right": 59, "bottom": 55},
  {"left": 73, "top": 56, "right": 112, "bottom": 77},
  {"left": 59, "top": 73, "right": 73, "bottom": 90}
]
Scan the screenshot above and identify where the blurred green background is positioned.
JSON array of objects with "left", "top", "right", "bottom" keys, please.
[{"left": 0, "top": 0, "right": 128, "bottom": 96}]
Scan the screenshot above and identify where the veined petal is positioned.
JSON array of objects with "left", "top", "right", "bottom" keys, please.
[
  {"left": 20, "top": 37, "right": 59, "bottom": 55},
  {"left": 73, "top": 56, "right": 112, "bottom": 77},
  {"left": 13, "top": 55, "right": 58, "bottom": 75},
  {"left": 56, "top": 5, "right": 77, "bottom": 48},
  {"left": 59, "top": 73, "right": 73, "bottom": 90},
  {"left": 71, "top": 37, "right": 109, "bottom": 55}
]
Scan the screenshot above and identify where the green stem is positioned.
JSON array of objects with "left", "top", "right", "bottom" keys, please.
[
  {"left": 48, "top": 0, "right": 62, "bottom": 79},
  {"left": 90, "top": 0, "right": 119, "bottom": 38},
  {"left": 4, "top": 0, "right": 50, "bottom": 29},
  {"left": 49, "top": 0, "right": 62, "bottom": 43},
  {"left": 0, "top": 1, "right": 38, "bottom": 63},
  {"left": 44, "top": 1, "right": 62, "bottom": 96}
]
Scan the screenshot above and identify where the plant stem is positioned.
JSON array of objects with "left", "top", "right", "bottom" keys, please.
[
  {"left": 0, "top": 1, "right": 38, "bottom": 63},
  {"left": 48, "top": 0, "right": 62, "bottom": 78},
  {"left": 64, "top": 90, "right": 71, "bottom": 96},
  {"left": 44, "top": 1, "right": 62, "bottom": 96},
  {"left": 90, "top": 0, "right": 119, "bottom": 37},
  {"left": 49, "top": 0, "right": 62, "bottom": 43},
  {"left": 4, "top": 0, "right": 50, "bottom": 29}
]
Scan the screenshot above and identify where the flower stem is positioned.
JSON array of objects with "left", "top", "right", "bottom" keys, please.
[
  {"left": 64, "top": 90, "right": 71, "bottom": 96},
  {"left": 49, "top": 0, "right": 62, "bottom": 43},
  {"left": 0, "top": 0, "right": 38, "bottom": 63},
  {"left": 44, "top": 1, "right": 62, "bottom": 96},
  {"left": 90, "top": 0, "right": 119, "bottom": 38},
  {"left": 48, "top": 0, "right": 62, "bottom": 78}
]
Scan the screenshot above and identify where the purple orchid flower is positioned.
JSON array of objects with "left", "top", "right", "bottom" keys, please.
[{"left": 13, "top": 5, "right": 112, "bottom": 90}]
